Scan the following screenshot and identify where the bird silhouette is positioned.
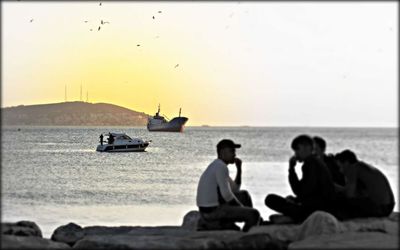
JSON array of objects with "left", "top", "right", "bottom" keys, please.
[
  {"left": 152, "top": 16, "right": 155, "bottom": 19},
  {"left": 158, "top": 11, "right": 162, "bottom": 13},
  {"left": 98, "top": 26, "right": 101, "bottom": 31},
  {"left": 174, "top": 64, "right": 179, "bottom": 68},
  {"left": 90, "top": 29, "right": 93, "bottom": 31},
  {"left": 30, "top": 19, "right": 33, "bottom": 22},
  {"left": 137, "top": 44, "right": 141, "bottom": 47},
  {"left": 99, "top": 2, "right": 102, "bottom": 6},
  {"left": 84, "top": 20, "right": 89, "bottom": 23}
]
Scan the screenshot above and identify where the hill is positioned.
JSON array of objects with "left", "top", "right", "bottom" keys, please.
[{"left": 2, "top": 102, "right": 151, "bottom": 126}]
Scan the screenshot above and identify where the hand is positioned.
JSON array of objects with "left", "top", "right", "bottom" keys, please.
[
  {"left": 289, "top": 156, "right": 297, "bottom": 169},
  {"left": 234, "top": 158, "right": 242, "bottom": 169},
  {"left": 285, "top": 195, "right": 297, "bottom": 203}
]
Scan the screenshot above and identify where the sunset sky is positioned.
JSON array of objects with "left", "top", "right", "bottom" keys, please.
[{"left": 2, "top": 2, "right": 397, "bottom": 127}]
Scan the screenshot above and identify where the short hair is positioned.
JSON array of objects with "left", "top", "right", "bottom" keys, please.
[
  {"left": 313, "top": 136, "right": 326, "bottom": 151},
  {"left": 335, "top": 149, "right": 358, "bottom": 164},
  {"left": 291, "top": 134, "right": 313, "bottom": 150}
]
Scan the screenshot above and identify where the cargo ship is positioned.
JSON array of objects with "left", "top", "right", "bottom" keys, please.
[{"left": 147, "top": 105, "right": 188, "bottom": 132}]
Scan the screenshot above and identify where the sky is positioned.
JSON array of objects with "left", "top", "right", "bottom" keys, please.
[{"left": 2, "top": 1, "right": 398, "bottom": 127}]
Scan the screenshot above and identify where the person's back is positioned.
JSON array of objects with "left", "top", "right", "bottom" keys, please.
[
  {"left": 355, "top": 161, "right": 394, "bottom": 206},
  {"left": 197, "top": 159, "right": 232, "bottom": 207},
  {"left": 334, "top": 150, "right": 395, "bottom": 218}
]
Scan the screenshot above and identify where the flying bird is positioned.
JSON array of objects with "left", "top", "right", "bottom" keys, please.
[
  {"left": 158, "top": 11, "right": 162, "bottom": 13},
  {"left": 152, "top": 16, "right": 155, "bottom": 19},
  {"left": 174, "top": 64, "right": 179, "bottom": 68},
  {"left": 99, "top": 2, "right": 102, "bottom": 6},
  {"left": 137, "top": 44, "right": 141, "bottom": 47},
  {"left": 101, "top": 20, "right": 110, "bottom": 24},
  {"left": 90, "top": 29, "right": 93, "bottom": 31},
  {"left": 30, "top": 19, "right": 34, "bottom": 22},
  {"left": 98, "top": 26, "right": 101, "bottom": 31},
  {"left": 84, "top": 20, "right": 89, "bottom": 23}
]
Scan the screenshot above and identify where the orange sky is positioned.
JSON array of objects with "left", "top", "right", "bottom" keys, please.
[{"left": 2, "top": 2, "right": 397, "bottom": 126}]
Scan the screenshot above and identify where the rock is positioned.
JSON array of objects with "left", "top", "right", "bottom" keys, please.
[
  {"left": 2, "top": 221, "right": 43, "bottom": 237},
  {"left": 288, "top": 232, "right": 398, "bottom": 249},
  {"left": 1, "top": 235, "right": 70, "bottom": 249},
  {"left": 296, "top": 211, "right": 342, "bottom": 241},
  {"left": 181, "top": 210, "right": 200, "bottom": 230},
  {"left": 225, "top": 233, "right": 287, "bottom": 250},
  {"left": 73, "top": 234, "right": 225, "bottom": 249},
  {"left": 340, "top": 216, "right": 398, "bottom": 235},
  {"left": 51, "top": 223, "right": 85, "bottom": 246},
  {"left": 248, "top": 224, "right": 300, "bottom": 243},
  {"left": 388, "top": 212, "right": 399, "bottom": 222}
]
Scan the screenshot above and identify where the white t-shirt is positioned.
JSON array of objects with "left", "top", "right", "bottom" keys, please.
[{"left": 196, "top": 159, "right": 238, "bottom": 207}]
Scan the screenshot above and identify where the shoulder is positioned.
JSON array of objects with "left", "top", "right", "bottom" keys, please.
[{"left": 211, "top": 159, "right": 228, "bottom": 172}]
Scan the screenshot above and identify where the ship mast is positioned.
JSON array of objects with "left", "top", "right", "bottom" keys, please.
[{"left": 179, "top": 108, "right": 181, "bottom": 117}]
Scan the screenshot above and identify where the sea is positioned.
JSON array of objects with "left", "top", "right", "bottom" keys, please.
[{"left": 1, "top": 126, "right": 398, "bottom": 238}]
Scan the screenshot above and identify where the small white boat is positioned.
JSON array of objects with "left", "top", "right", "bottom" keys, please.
[{"left": 96, "top": 132, "right": 150, "bottom": 152}]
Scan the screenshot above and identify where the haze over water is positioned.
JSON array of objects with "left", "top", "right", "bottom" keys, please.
[{"left": 2, "top": 126, "right": 398, "bottom": 237}]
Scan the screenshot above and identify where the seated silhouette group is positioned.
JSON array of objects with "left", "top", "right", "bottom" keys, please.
[{"left": 196, "top": 135, "right": 395, "bottom": 231}]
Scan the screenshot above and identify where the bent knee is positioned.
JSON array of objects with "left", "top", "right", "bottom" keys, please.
[
  {"left": 265, "top": 194, "right": 282, "bottom": 206},
  {"left": 249, "top": 209, "right": 260, "bottom": 220},
  {"left": 265, "top": 194, "right": 274, "bottom": 206}
]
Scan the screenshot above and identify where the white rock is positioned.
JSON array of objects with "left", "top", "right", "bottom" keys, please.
[{"left": 296, "top": 211, "right": 342, "bottom": 241}]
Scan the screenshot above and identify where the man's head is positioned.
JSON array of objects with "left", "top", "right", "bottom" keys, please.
[
  {"left": 313, "top": 136, "right": 326, "bottom": 157},
  {"left": 291, "top": 134, "right": 314, "bottom": 161},
  {"left": 217, "top": 139, "right": 241, "bottom": 164},
  {"left": 334, "top": 149, "right": 358, "bottom": 173}
]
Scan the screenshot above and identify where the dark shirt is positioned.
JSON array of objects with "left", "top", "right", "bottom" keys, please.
[
  {"left": 289, "top": 155, "right": 335, "bottom": 209},
  {"left": 323, "top": 154, "right": 345, "bottom": 186}
]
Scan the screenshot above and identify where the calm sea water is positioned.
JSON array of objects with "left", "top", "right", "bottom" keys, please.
[{"left": 1, "top": 126, "right": 398, "bottom": 237}]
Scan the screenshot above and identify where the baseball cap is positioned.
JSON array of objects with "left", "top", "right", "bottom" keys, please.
[{"left": 217, "top": 139, "right": 241, "bottom": 152}]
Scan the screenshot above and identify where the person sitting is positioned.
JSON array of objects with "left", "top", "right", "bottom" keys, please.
[
  {"left": 313, "top": 136, "right": 345, "bottom": 186},
  {"left": 196, "top": 139, "right": 261, "bottom": 232},
  {"left": 334, "top": 149, "right": 395, "bottom": 219},
  {"left": 265, "top": 134, "right": 336, "bottom": 223}
]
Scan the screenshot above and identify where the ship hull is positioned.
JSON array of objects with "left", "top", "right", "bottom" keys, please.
[{"left": 147, "top": 117, "right": 188, "bottom": 132}]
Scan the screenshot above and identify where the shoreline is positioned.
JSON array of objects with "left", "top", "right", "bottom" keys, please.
[{"left": 2, "top": 211, "right": 399, "bottom": 249}]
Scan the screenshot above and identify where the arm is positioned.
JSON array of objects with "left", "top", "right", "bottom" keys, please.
[
  {"left": 216, "top": 165, "right": 243, "bottom": 206},
  {"left": 233, "top": 158, "right": 242, "bottom": 188},
  {"left": 296, "top": 159, "right": 318, "bottom": 199},
  {"left": 288, "top": 156, "right": 301, "bottom": 196}
]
